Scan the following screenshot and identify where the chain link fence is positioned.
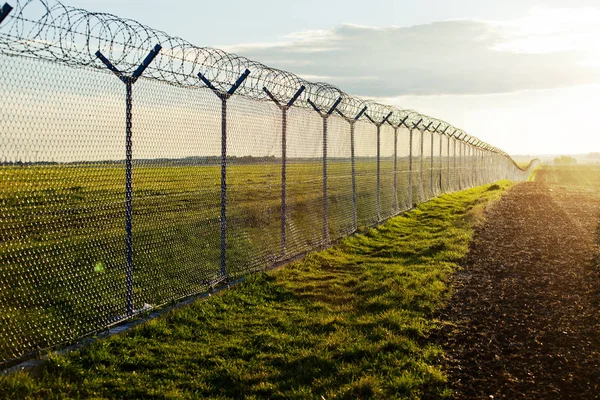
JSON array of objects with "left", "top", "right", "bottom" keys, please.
[{"left": 0, "top": 0, "right": 538, "bottom": 366}]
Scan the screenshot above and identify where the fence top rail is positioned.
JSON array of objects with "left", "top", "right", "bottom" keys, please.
[{"left": 0, "top": 0, "right": 519, "bottom": 159}]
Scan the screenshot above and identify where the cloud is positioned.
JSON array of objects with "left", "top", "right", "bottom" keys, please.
[{"left": 224, "top": 16, "right": 600, "bottom": 97}]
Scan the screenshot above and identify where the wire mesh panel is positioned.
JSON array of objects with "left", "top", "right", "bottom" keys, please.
[
  {"left": 355, "top": 120, "right": 378, "bottom": 227},
  {"left": 286, "top": 106, "right": 324, "bottom": 255},
  {"left": 0, "top": 55, "right": 128, "bottom": 362},
  {"left": 396, "top": 127, "right": 411, "bottom": 210},
  {"left": 130, "top": 81, "right": 223, "bottom": 310},
  {"left": 326, "top": 115, "right": 353, "bottom": 241},
  {"left": 227, "top": 96, "right": 282, "bottom": 277},
  {"left": 380, "top": 123, "right": 396, "bottom": 219}
]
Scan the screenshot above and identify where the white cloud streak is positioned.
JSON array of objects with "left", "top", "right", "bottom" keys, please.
[{"left": 225, "top": 9, "right": 600, "bottom": 97}]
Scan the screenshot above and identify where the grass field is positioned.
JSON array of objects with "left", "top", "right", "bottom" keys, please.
[
  {"left": 0, "top": 157, "right": 477, "bottom": 363},
  {"left": 0, "top": 180, "right": 512, "bottom": 399},
  {"left": 533, "top": 164, "right": 600, "bottom": 187}
]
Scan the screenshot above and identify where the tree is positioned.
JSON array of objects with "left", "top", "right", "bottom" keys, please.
[{"left": 554, "top": 155, "right": 577, "bottom": 165}]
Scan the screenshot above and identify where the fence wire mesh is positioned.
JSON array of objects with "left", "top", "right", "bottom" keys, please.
[{"left": 0, "top": 0, "right": 538, "bottom": 365}]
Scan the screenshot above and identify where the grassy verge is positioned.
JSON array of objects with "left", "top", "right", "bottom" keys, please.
[{"left": 0, "top": 181, "right": 512, "bottom": 399}]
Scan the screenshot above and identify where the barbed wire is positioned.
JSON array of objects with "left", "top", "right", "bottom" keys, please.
[{"left": 0, "top": 0, "right": 521, "bottom": 163}]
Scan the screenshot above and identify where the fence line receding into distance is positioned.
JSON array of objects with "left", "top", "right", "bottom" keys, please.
[{"left": 0, "top": 0, "right": 538, "bottom": 366}]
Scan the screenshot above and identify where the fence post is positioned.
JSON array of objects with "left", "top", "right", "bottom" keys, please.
[
  {"left": 364, "top": 111, "right": 392, "bottom": 222},
  {"left": 464, "top": 142, "right": 468, "bottom": 188},
  {"left": 448, "top": 130, "right": 454, "bottom": 191},
  {"left": 430, "top": 123, "right": 440, "bottom": 197},
  {"left": 481, "top": 148, "right": 484, "bottom": 185},
  {"left": 262, "top": 86, "right": 305, "bottom": 259},
  {"left": 409, "top": 129, "right": 413, "bottom": 206},
  {"left": 439, "top": 126, "right": 448, "bottom": 192},
  {"left": 95, "top": 44, "right": 161, "bottom": 316},
  {"left": 393, "top": 127, "right": 398, "bottom": 212},
  {"left": 377, "top": 124, "right": 380, "bottom": 220},
  {"left": 458, "top": 139, "right": 465, "bottom": 190},
  {"left": 420, "top": 122, "right": 433, "bottom": 201},
  {"left": 307, "top": 96, "right": 342, "bottom": 245},
  {"left": 472, "top": 142, "right": 478, "bottom": 186},
  {"left": 453, "top": 136, "right": 458, "bottom": 191},
  {"left": 471, "top": 142, "right": 475, "bottom": 187},
  {"left": 0, "top": 3, "right": 12, "bottom": 25},
  {"left": 336, "top": 106, "right": 367, "bottom": 232},
  {"left": 420, "top": 129, "right": 424, "bottom": 201},
  {"left": 386, "top": 116, "right": 408, "bottom": 214},
  {"left": 197, "top": 68, "right": 250, "bottom": 281},
  {"left": 460, "top": 136, "right": 466, "bottom": 189},
  {"left": 477, "top": 147, "right": 481, "bottom": 185},
  {"left": 409, "top": 119, "right": 422, "bottom": 207}
]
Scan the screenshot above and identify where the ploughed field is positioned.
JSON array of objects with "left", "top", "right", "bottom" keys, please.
[
  {"left": 440, "top": 164, "right": 600, "bottom": 399},
  {"left": 1, "top": 158, "right": 460, "bottom": 362}
]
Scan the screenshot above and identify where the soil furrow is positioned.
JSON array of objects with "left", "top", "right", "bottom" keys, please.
[{"left": 441, "top": 181, "right": 600, "bottom": 399}]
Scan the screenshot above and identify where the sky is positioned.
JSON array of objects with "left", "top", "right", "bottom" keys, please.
[{"left": 55, "top": 0, "right": 600, "bottom": 155}]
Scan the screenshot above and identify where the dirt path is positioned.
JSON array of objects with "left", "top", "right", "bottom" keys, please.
[{"left": 440, "top": 181, "right": 600, "bottom": 399}]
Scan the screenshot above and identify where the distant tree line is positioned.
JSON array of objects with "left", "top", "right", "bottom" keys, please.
[{"left": 554, "top": 156, "right": 577, "bottom": 165}]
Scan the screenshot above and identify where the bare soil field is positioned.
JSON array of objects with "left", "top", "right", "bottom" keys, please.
[{"left": 439, "top": 165, "right": 600, "bottom": 399}]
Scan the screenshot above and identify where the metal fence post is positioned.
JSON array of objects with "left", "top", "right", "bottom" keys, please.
[
  {"left": 393, "top": 127, "right": 398, "bottom": 213},
  {"left": 197, "top": 68, "right": 250, "bottom": 280},
  {"left": 384, "top": 116, "right": 407, "bottom": 215},
  {"left": 462, "top": 139, "right": 466, "bottom": 188},
  {"left": 307, "top": 96, "right": 342, "bottom": 245},
  {"left": 124, "top": 79, "right": 134, "bottom": 314},
  {"left": 419, "top": 122, "right": 433, "bottom": 201},
  {"left": 281, "top": 108, "right": 287, "bottom": 253},
  {"left": 429, "top": 123, "right": 439, "bottom": 196},
  {"left": 376, "top": 125, "right": 380, "bottom": 220},
  {"left": 95, "top": 43, "right": 161, "bottom": 316},
  {"left": 262, "top": 86, "right": 305, "bottom": 259},
  {"left": 480, "top": 148, "right": 484, "bottom": 185},
  {"left": 0, "top": 3, "right": 13, "bottom": 25},
  {"left": 364, "top": 111, "right": 391, "bottom": 222},
  {"left": 350, "top": 122, "right": 357, "bottom": 230},
  {"left": 439, "top": 127, "right": 447, "bottom": 192},
  {"left": 478, "top": 148, "right": 481, "bottom": 184},
  {"left": 408, "top": 118, "right": 422, "bottom": 207},
  {"left": 220, "top": 97, "right": 227, "bottom": 276},
  {"left": 322, "top": 116, "right": 328, "bottom": 241},
  {"left": 453, "top": 137, "right": 457, "bottom": 191},
  {"left": 471, "top": 143, "right": 475, "bottom": 187},
  {"left": 447, "top": 130, "right": 454, "bottom": 191},
  {"left": 420, "top": 129, "right": 424, "bottom": 201},
  {"left": 473, "top": 144, "right": 478, "bottom": 186},
  {"left": 409, "top": 129, "right": 413, "bottom": 206},
  {"left": 336, "top": 106, "right": 367, "bottom": 232}
]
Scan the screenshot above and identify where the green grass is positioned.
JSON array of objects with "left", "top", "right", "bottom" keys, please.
[{"left": 0, "top": 180, "right": 512, "bottom": 399}]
